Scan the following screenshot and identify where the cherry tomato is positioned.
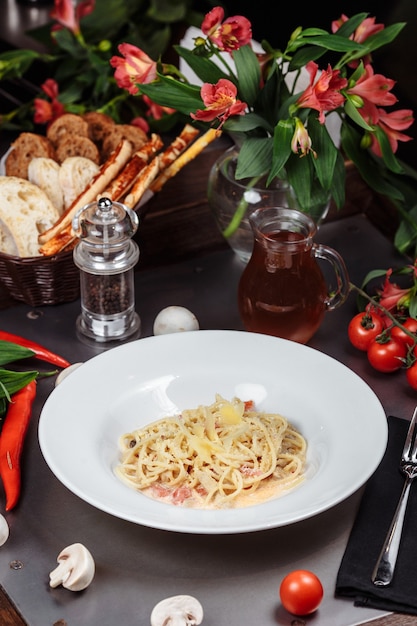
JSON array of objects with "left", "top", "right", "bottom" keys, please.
[
  {"left": 391, "top": 317, "right": 417, "bottom": 347},
  {"left": 406, "top": 362, "right": 417, "bottom": 390},
  {"left": 367, "top": 336, "right": 407, "bottom": 373},
  {"left": 348, "top": 312, "right": 384, "bottom": 351},
  {"left": 279, "top": 569, "right": 323, "bottom": 616}
]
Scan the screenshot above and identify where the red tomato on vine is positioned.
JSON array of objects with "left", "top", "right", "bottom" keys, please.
[
  {"left": 367, "top": 336, "right": 407, "bottom": 373},
  {"left": 348, "top": 312, "right": 385, "bottom": 351}
]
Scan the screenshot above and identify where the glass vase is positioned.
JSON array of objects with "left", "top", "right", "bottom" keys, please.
[{"left": 207, "top": 146, "right": 330, "bottom": 263}]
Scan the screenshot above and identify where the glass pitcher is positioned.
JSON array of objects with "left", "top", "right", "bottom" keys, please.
[{"left": 238, "top": 207, "right": 349, "bottom": 344}]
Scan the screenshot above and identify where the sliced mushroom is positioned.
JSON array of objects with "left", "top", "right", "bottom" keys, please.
[
  {"left": 150, "top": 594, "right": 203, "bottom": 626},
  {"left": 0, "top": 514, "right": 9, "bottom": 546},
  {"left": 49, "top": 543, "right": 95, "bottom": 591}
]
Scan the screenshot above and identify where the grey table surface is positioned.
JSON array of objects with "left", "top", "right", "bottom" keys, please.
[{"left": 0, "top": 214, "right": 415, "bottom": 626}]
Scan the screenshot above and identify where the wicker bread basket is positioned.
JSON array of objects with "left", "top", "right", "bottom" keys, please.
[{"left": 0, "top": 249, "right": 80, "bottom": 307}]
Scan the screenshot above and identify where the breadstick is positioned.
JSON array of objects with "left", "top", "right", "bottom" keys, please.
[
  {"left": 101, "top": 134, "right": 163, "bottom": 202},
  {"left": 156, "top": 124, "right": 200, "bottom": 171},
  {"left": 39, "top": 223, "right": 74, "bottom": 256},
  {"left": 150, "top": 128, "right": 221, "bottom": 193},
  {"left": 123, "top": 158, "right": 161, "bottom": 209},
  {"left": 121, "top": 125, "right": 201, "bottom": 209},
  {"left": 38, "top": 139, "right": 133, "bottom": 245}
]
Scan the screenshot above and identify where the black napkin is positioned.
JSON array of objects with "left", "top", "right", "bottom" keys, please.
[{"left": 336, "top": 414, "right": 417, "bottom": 614}]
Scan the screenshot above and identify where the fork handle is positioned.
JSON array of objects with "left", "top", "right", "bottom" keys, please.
[{"left": 371, "top": 476, "right": 412, "bottom": 586}]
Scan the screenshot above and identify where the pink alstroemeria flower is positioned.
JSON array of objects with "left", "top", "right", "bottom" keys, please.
[
  {"left": 201, "top": 6, "right": 252, "bottom": 52},
  {"left": 370, "top": 108, "right": 414, "bottom": 156},
  {"left": 50, "top": 0, "right": 95, "bottom": 36},
  {"left": 190, "top": 78, "right": 247, "bottom": 128},
  {"left": 348, "top": 64, "right": 397, "bottom": 107},
  {"left": 296, "top": 61, "right": 347, "bottom": 123},
  {"left": 33, "top": 78, "right": 65, "bottom": 124},
  {"left": 130, "top": 116, "right": 150, "bottom": 134},
  {"left": 376, "top": 268, "right": 415, "bottom": 312},
  {"left": 332, "top": 14, "right": 384, "bottom": 67},
  {"left": 291, "top": 118, "right": 316, "bottom": 157},
  {"left": 110, "top": 44, "right": 157, "bottom": 96},
  {"left": 142, "top": 94, "right": 175, "bottom": 121}
]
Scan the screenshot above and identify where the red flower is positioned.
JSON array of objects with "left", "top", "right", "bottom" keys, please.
[
  {"left": 376, "top": 268, "right": 414, "bottom": 311},
  {"left": 201, "top": 6, "right": 252, "bottom": 52},
  {"left": 348, "top": 64, "right": 397, "bottom": 107},
  {"left": 50, "top": 0, "right": 94, "bottom": 36},
  {"left": 33, "top": 79, "right": 65, "bottom": 124},
  {"left": 130, "top": 116, "right": 150, "bottom": 134},
  {"left": 190, "top": 78, "right": 247, "bottom": 128},
  {"left": 370, "top": 108, "right": 414, "bottom": 156},
  {"left": 296, "top": 61, "right": 347, "bottom": 123},
  {"left": 142, "top": 94, "right": 175, "bottom": 120},
  {"left": 332, "top": 14, "right": 384, "bottom": 67},
  {"left": 110, "top": 43, "right": 157, "bottom": 95}
]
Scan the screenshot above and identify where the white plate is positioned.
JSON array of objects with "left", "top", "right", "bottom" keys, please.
[{"left": 38, "top": 330, "right": 388, "bottom": 534}]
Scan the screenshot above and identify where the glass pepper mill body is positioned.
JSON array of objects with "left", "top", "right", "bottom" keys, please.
[{"left": 72, "top": 197, "right": 140, "bottom": 343}]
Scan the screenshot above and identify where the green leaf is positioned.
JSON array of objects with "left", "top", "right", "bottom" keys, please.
[
  {"left": 0, "top": 49, "right": 44, "bottom": 80},
  {"left": 139, "top": 74, "right": 203, "bottom": 114},
  {"left": 0, "top": 370, "right": 38, "bottom": 400},
  {"left": 235, "top": 137, "right": 273, "bottom": 179},
  {"left": 341, "top": 123, "right": 405, "bottom": 202},
  {"left": 0, "top": 341, "right": 34, "bottom": 366},
  {"left": 224, "top": 112, "right": 271, "bottom": 133},
  {"left": 174, "top": 45, "right": 228, "bottom": 84},
  {"left": 267, "top": 120, "right": 295, "bottom": 183},
  {"left": 344, "top": 98, "right": 373, "bottom": 131},
  {"left": 233, "top": 46, "right": 261, "bottom": 106},
  {"left": 308, "top": 115, "right": 338, "bottom": 190}
]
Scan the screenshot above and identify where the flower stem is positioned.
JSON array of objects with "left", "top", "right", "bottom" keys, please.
[{"left": 222, "top": 175, "right": 262, "bottom": 238}]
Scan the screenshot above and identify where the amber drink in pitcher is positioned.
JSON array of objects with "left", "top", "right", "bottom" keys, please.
[{"left": 238, "top": 207, "right": 349, "bottom": 344}]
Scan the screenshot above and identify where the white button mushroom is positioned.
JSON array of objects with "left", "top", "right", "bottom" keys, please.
[
  {"left": 0, "top": 514, "right": 9, "bottom": 546},
  {"left": 153, "top": 306, "right": 199, "bottom": 335},
  {"left": 150, "top": 595, "right": 203, "bottom": 626},
  {"left": 55, "top": 362, "right": 83, "bottom": 387},
  {"left": 49, "top": 543, "right": 95, "bottom": 591}
]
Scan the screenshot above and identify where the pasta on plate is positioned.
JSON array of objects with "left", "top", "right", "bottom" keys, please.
[{"left": 115, "top": 394, "right": 307, "bottom": 509}]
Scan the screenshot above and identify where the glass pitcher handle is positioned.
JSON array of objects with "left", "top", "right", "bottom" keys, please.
[{"left": 313, "top": 244, "right": 350, "bottom": 311}]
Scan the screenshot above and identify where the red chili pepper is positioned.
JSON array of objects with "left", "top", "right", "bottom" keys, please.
[
  {"left": 0, "top": 331, "right": 70, "bottom": 369},
  {"left": 0, "top": 381, "right": 37, "bottom": 511}
]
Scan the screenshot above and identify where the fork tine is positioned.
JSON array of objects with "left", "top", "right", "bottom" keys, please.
[{"left": 403, "top": 406, "right": 417, "bottom": 461}]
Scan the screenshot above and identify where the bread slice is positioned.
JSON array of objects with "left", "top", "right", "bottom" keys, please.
[
  {"left": 83, "top": 111, "right": 115, "bottom": 143},
  {"left": 0, "top": 176, "right": 61, "bottom": 257},
  {"left": 28, "top": 157, "right": 64, "bottom": 214},
  {"left": 46, "top": 113, "right": 89, "bottom": 147},
  {"left": 59, "top": 156, "right": 100, "bottom": 209},
  {"left": 5, "top": 133, "right": 56, "bottom": 179},
  {"left": 101, "top": 124, "right": 148, "bottom": 160},
  {"left": 55, "top": 135, "right": 100, "bottom": 164}
]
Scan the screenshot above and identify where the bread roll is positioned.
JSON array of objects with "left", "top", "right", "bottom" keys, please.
[
  {"left": 0, "top": 176, "right": 60, "bottom": 257},
  {"left": 28, "top": 157, "right": 64, "bottom": 213},
  {"left": 59, "top": 156, "right": 100, "bottom": 209}
]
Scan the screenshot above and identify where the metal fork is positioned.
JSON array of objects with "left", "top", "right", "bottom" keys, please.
[{"left": 372, "top": 406, "right": 417, "bottom": 586}]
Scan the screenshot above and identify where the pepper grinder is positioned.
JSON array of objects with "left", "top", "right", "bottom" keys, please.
[{"left": 72, "top": 197, "right": 140, "bottom": 343}]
